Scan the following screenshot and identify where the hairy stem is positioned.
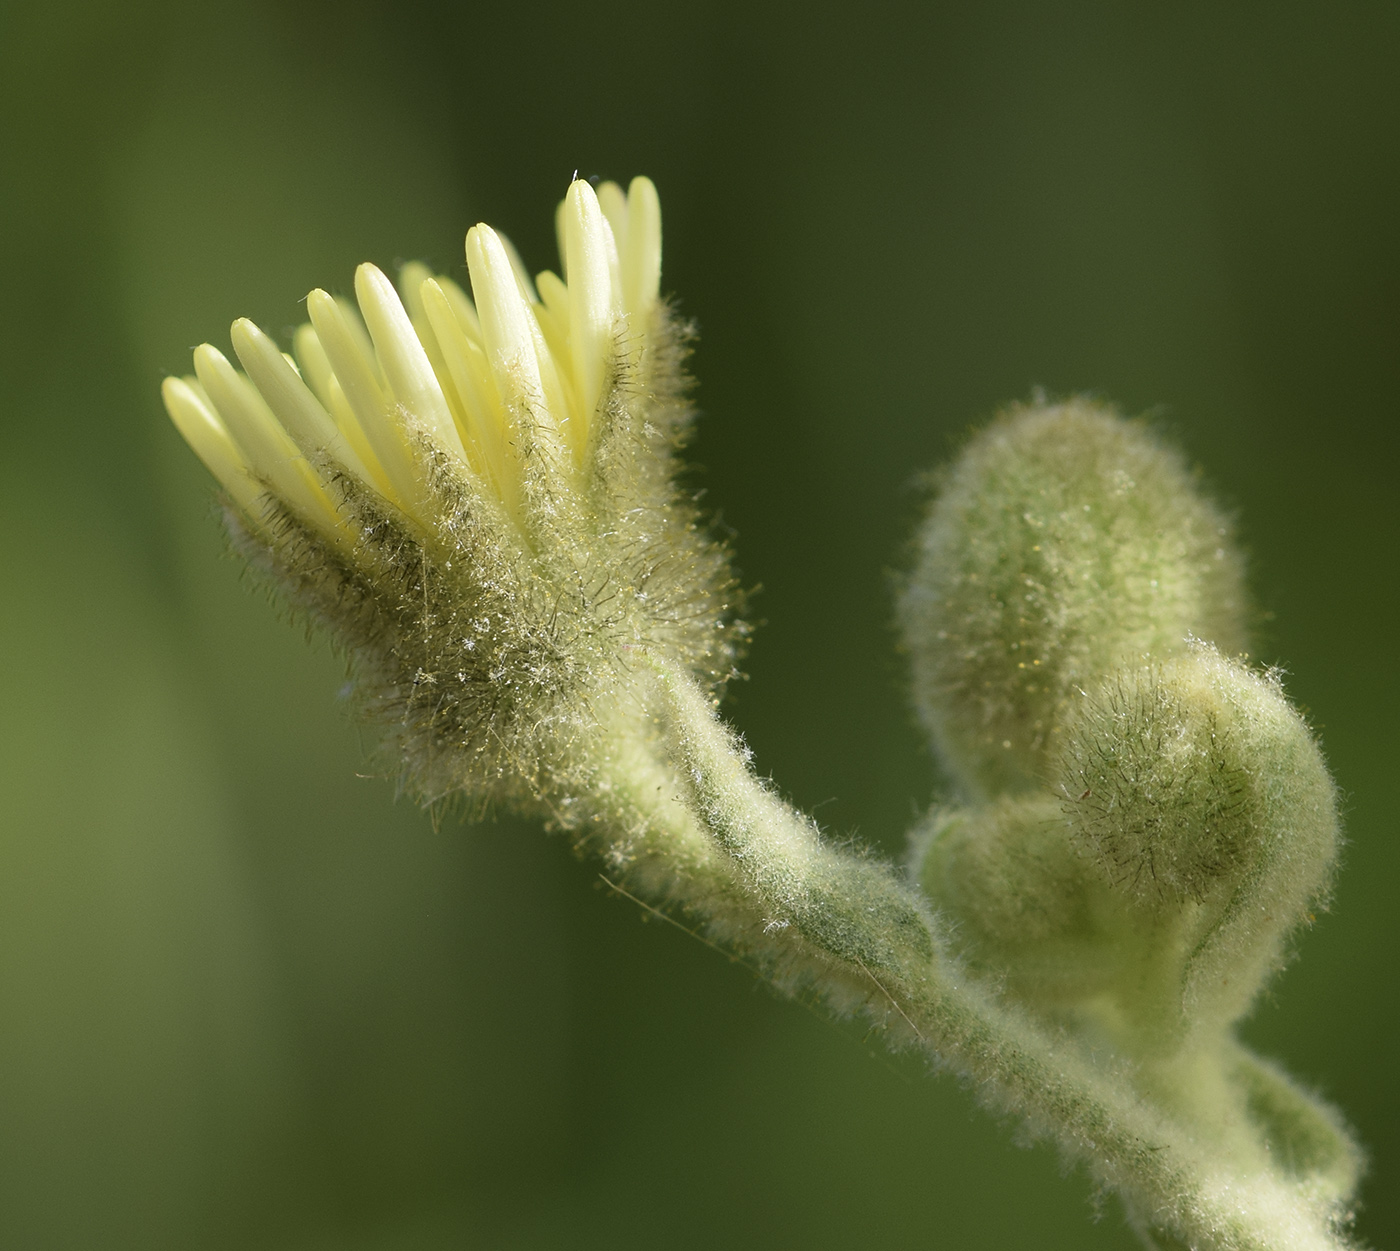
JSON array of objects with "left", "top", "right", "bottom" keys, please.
[{"left": 569, "top": 664, "right": 1358, "bottom": 1251}]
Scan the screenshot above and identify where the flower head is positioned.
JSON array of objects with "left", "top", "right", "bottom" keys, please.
[{"left": 163, "top": 177, "right": 744, "bottom": 808}]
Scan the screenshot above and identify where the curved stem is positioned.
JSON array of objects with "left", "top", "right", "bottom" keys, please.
[
  {"left": 1225, "top": 1043, "right": 1365, "bottom": 1202},
  {"left": 569, "top": 665, "right": 1360, "bottom": 1251}
]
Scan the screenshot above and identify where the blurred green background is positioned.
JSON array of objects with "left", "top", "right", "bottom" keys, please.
[{"left": 1, "top": 1, "right": 1396, "bottom": 1247}]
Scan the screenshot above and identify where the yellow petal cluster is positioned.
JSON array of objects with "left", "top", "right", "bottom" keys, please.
[{"left": 162, "top": 177, "right": 662, "bottom": 535}]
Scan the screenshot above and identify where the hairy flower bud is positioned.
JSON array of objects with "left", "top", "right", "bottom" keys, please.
[
  {"left": 898, "top": 398, "right": 1248, "bottom": 798},
  {"left": 916, "top": 645, "right": 1341, "bottom": 1048},
  {"left": 1059, "top": 646, "right": 1340, "bottom": 1033},
  {"left": 163, "top": 178, "right": 745, "bottom": 809},
  {"left": 912, "top": 795, "right": 1130, "bottom": 1007}
]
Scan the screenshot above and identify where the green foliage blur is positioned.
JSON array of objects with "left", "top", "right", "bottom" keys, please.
[{"left": 1, "top": 1, "right": 1396, "bottom": 1246}]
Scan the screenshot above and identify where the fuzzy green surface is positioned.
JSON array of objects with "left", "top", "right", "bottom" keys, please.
[
  {"left": 228, "top": 307, "right": 744, "bottom": 812},
  {"left": 1060, "top": 649, "right": 1340, "bottom": 1037},
  {"left": 915, "top": 795, "right": 1140, "bottom": 1006},
  {"left": 900, "top": 399, "right": 1248, "bottom": 798}
]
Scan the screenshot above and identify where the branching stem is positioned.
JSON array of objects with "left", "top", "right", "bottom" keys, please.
[{"left": 569, "top": 664, "right": 1358, "bottom": 1251}]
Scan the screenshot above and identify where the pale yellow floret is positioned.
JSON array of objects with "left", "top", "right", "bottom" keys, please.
[
  {"left": 229, "top": 318, "right": 375, "bottom": 487},
  {"left": 435, "top": 275, "right": 483, "bottom": 342},
  {"left": 419, "top": 278, "right": 514, "bottom": 508},
  {"left": 561, "top": 180, "right": 622, "bottom": 436},
  {"left": 534, "top": 268, "right": 570, "bottom": 319},
  {"left": 581, "top": 177, "right": 662, "bottom": 332},
  {"left": 528, "top": 272, "right": 572, "bottom": 379},
  {"left": 353, "top": 262, "right": 469, "bottom": 467},
  {"left": 290, "top": 323, "right": 336, "bottom": 400},
  {"left": 620, "top": 176, "right": 661, "bottom": 330},
  {"left": 305, "top": 287, "right": 427, "bottom": 515},
  {"left": 190, "top": 344, "right": 344, "bottom": 540},
  {"left": 161, "top": 376, "right": 262, "bottom": 516},
  {"left": 465, "top": 222, "right": 572, "bottom": 470},
  {"left": 530, "top": 305, "right": 578, "bottom": 463},
  {"left": 392, "top": 269, "right": 470, "bottom": 466},
  {"left": 498, "top": 232, "right": 539, "bottom": 305},
  {"left": 292, "top": 323, "right": 395, "bottom": 497},
  {"left": 464, "top": 226, "right": 547, "bottom": 407},
  {"left": 596, "top": 180, "right": 630, "bottom": 252},
  {"left": 395, "top": 260, "right": 434, "bottom": 324},
  {"left": 333, "top": 295, "right": 385, "bottom": 386},
  {"left": 163, "top": 176, "right": 665, "bottom": 540}
]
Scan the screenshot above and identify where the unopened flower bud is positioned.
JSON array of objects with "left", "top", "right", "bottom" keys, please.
[
  {"left": 912, "top": 796, "right": 1128, "bottom": 1008},
  {"left": 899, "top": 399, "right": 1248, "bottom": 798},
  {"left": 1059, "top": 646, "right": 1339, "bottom": 1032}
]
